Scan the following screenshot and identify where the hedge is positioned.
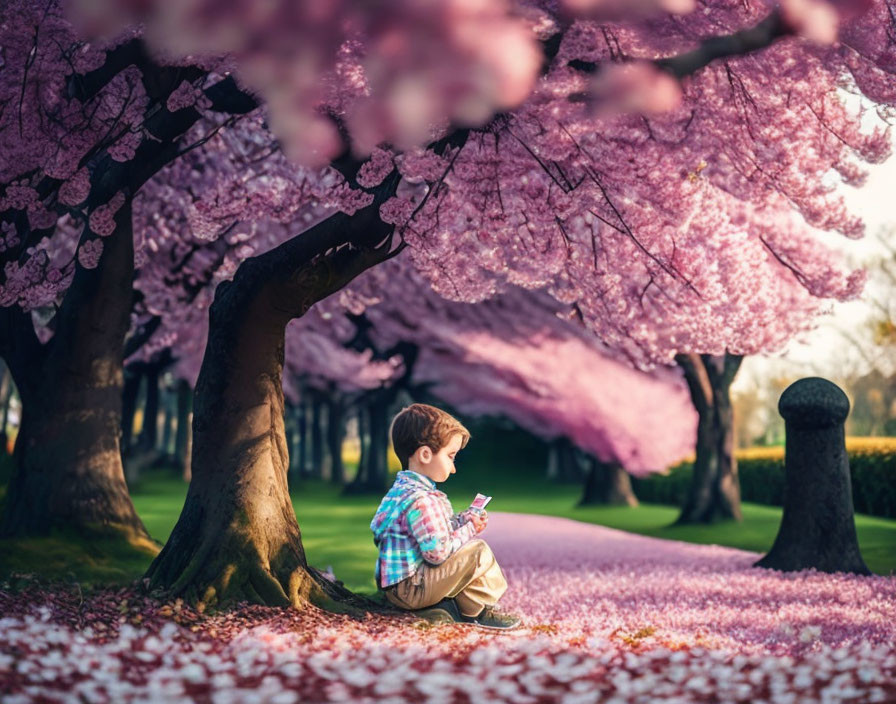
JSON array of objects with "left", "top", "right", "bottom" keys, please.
[{"left": 630, "top": 438, "right": 896, "bottom": 520}]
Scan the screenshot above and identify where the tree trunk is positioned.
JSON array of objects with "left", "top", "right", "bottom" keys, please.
[
  {"left": 286, "top": 402, "right": 302, "bottom": 483},
  {"left": 579, "top": 457, "right": 638, "bottom": 507},
  {"left": 298, "top": 398, "right": 311, "bottom": 479},
  {"left": 327, "top": 396, "right": 346, "bottom": 485},
  {"left": 549, "top": 438, "right": 587, "bottom": 484},
  {"left": 0, "top": 362, "right": 10, "bottom": 454},
  {"left": 0, "top": 202, "right": 152, "bottom": 541},
  {"left": 120, "top": 363, "right": 143, "bottom": 458},
  {"left": 673, "top": 352, "right": 743, "bottom": 525},
  {"left": 343, "top": 394, "right": 391, "bottom": 495},
  {"left": 357, "top": 404, "right": 370, "bottom": 484},
  {"left": 137, "top": 363, "right": 160, "bottom": 453},
  {"left": 160, "top": 386, "right": 176, "bottom": 459},
  {"left": 284, "top": 401, "right": 297, "bottom": 477},
  {"left": 174, "top": 379, "right": 192, "bottom": 471},
  {"left": 182, "top": 415, "right": 193, "bottom": 483},
  {"left": 309, "top": 391, "right": 325, "bottom": 479},
  {"left": 367, "top": 394, "right": 390, "bottom": 490},
  {"left": 145, "top": 202, "right": 399, "bottom": 609}
]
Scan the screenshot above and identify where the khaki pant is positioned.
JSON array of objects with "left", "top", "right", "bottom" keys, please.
[{"left": 383, "top": 539, "right": 507, "bottom": 618}]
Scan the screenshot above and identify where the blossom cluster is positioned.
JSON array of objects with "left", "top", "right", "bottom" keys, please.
[{"left": 1, "top": 514, "right": 893, "bottom": 702}]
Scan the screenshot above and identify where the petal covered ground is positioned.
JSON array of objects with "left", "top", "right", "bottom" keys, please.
[{"left": 1, "top": 513, "right": 894, "bottom": 703}]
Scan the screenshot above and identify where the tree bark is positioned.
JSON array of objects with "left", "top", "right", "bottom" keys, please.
[
  {"left": 145, "top": 202, "right": 400, "bottom": 609},
  {"left": 0, "top": 202, "right": 152, "bottom": 541},
  {"left": 673, "top": 352, "right": 744, "bottom": 525},
  {"left": 579, "top": 457, "right": 638, "bottom": 507}
]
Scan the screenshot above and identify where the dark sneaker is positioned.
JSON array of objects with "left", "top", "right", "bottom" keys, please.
[
  {"left": 414, "top": 597, "right": 463, "bottom": 624},
  {"left": 459, "top": 605, "right": 522, "bottom": 630}
]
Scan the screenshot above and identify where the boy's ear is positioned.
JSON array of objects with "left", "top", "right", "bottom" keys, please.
[{"left": 417, "top": 445, "right": 433, "bottom": 463}]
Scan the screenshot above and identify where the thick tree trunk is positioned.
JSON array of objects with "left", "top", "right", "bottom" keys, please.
[
  {"left": 327, "top": 396, "right": 346, "bottom": 485},
  {"left": 145, "top": 203, "right": 399, "bottom": 609},
  {"left": 0, "top": 203, "right": 152, "bottom": 541},
  {"left": 673, "top": 353, "right": 743, "bottom": 525},
  {"left": 579, "top": 457, "right": 638, "bottom": 507}
]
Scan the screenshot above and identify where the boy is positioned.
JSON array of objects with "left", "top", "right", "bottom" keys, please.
[{"left": 370, "top": 403, "right": 522, "bottom": 630}]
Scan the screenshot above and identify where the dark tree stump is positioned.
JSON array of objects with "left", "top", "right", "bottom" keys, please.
[{"left": 754, "top": 377, "right": 871, "bottom": 575}]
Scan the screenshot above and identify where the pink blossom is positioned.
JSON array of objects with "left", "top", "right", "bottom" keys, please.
[
  {"left": 77, "top": 239, "right": 104, "bottom": 269},
  {"left": 58, "top": 168, "right": 92, "bottom": 206},
  {"left": 0, "top": 515, "right": 893, "bottom": 703},
  {"left": 88, "top": 191, "right": 127, "bottom": 237},
  {"left": 780, "top": 0, "right": 841, "bottom": 44},
  {"left": 356, "top": 148, "right": 394, "bottom": 188},
  {"left": 589, "top": 62, "right": 683, "bottom": 115}
]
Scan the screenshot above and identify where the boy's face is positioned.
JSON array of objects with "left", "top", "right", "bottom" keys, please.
[{"left": 410, "top": 433, "right": 463, "bottom": 483}]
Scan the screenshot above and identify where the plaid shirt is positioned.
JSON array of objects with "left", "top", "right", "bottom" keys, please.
[{"left": 370, "top": 470, "right": 478, "bottom": 588}]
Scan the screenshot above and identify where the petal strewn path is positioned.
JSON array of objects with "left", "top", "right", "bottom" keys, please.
[
  {"left": 487, "top": 513, "right": 896, "bottom": 656},
  {"left": 1, "top": 513, "right": 894, "bottom": 703}
]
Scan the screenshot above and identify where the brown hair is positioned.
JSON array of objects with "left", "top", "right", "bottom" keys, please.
[{"left": 390, "top": 403, "right": 471, "bottom": 469}]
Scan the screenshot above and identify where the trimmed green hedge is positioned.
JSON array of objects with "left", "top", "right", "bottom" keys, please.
[{"left": 631, "top": 448, "right": 896, "bottom": 519}]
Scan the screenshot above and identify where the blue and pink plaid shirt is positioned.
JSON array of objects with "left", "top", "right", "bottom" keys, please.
[{"left": 370, "top": 470, "right": 478, "bottom": 588}]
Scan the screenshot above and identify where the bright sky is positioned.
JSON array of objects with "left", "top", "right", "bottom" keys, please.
[{"left": 734, "top": 123, "right": 896, "bottom": 394}]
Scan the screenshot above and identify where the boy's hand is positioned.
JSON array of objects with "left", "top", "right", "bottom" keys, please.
[{"left": 469, "top": 510, "right": 488, "bottom": 534}]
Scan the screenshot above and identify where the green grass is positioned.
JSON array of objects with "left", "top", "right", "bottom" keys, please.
[
  {"left": 124, "top": 469, "right": 896, "bottom": 597},
  {"left": 3, "top": 429, "right": 894, "bottom": 594},
  {"left": 0, "top": 530, "right": 161, "bottom": 589}
]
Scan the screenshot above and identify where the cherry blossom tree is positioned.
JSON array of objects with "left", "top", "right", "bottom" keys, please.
[
  {"left": 312, "top": 259, "right": 697, "bottom": 495},
  {"left": 0, "top": 0, "right": 263, "bottom": 540},
  {"left": 117, "top": 1, "right": 896, "bottom": 606},
  {"left": 154, "top": 250, "right": 697, "bottom": 502},
  {"left": 4, "top": 0, "right": 896, "bottom": 609}
]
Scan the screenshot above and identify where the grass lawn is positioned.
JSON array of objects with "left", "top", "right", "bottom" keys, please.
[
  {"left": 128, "top": 467, "right": 896, "bottom": 597},
  {"left": 3, "top": 432, "right": 893, "bottom": 593}
]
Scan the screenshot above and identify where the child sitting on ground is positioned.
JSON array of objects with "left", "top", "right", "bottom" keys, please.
[{"left": 370, "top": 403, "right": 522, "bottom": 630}]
